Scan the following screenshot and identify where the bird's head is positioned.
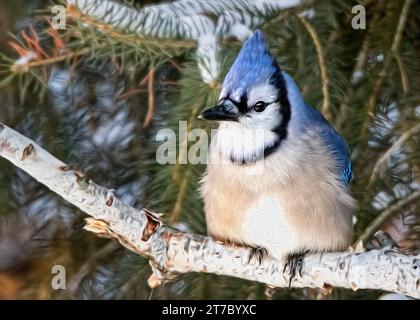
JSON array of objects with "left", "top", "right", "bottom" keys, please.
[{"left": 199, "top": 30, "right": 291, "bottom": 150}]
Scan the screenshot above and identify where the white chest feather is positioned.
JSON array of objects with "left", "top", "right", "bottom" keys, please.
[
  {"left": 211, "top": 122, "right": 278, "bottom": 164},
  {"left": 242, "top": 195, "right": 298, "bottom": 259}
]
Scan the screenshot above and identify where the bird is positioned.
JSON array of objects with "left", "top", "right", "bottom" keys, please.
[{"left": 199, "top": 30, "right": 356, "bottom": 279}]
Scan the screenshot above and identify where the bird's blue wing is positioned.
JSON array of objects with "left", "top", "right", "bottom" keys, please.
[{"left": 302, "top": 104, "right": 353, "bottom": 186}]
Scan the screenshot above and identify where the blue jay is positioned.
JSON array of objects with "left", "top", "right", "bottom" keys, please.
[{"left": 199, "top": 30, "right": 356, "bottom": 278}]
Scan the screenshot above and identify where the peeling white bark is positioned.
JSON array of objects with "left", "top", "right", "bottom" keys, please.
[{"left": 1, "top": 122, "right": 419, "bottom": 298}]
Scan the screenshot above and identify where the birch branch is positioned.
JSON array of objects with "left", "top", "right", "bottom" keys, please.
[{"left": 0, "top": 122, "right": 419, "bottom": 298}]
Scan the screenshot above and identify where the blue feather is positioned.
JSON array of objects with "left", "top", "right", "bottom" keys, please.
[
  {"left": 223, "top": 30, "right": 279, "bottom": 97},
  {"left": 301, "top": 104, "right": 353, "bottom": 186}
]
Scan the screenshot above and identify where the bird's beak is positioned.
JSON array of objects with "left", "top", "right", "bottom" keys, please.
[{"left": 198, "top": 103, "right": 239, "bottom": 121}]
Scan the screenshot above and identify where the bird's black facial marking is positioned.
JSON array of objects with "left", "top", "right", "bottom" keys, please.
[
  {"left": 264, "top": 139, "right": 281, "bottom": 157},
  {"left": 226, "top": 95, "right": 248, "bottom": 114},
  {"left": 264, "top": 62, "right": 291, "bottom": 158}
]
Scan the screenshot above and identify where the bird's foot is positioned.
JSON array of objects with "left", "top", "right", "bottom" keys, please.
[
  {"left": 247, "top": 246, "right": 269, "bottom": 264},
  {"left": 283, "top": 250, "right": 308, "bottom": 287}
]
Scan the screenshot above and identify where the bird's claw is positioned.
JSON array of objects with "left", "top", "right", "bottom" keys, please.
[
  {"left": 248, "top": 246, "right": 268, "bottom": 264},
  {"left": 283, "top": 250, "right": 308, "bottom": 287}
]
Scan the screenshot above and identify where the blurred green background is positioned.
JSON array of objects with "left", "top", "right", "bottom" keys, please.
[{"left": 0, "top": 0, "right": 419, "bottom": 299}]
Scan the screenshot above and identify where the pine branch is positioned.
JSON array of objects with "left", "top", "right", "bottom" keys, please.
[
  {"left": 66, "top": 0, "right": 306, "bottom": 84},
  {"left": 68, "top": 0, "right": 304, "bottom": 37},
  {"left": 359, "top": 0, "right": 412, "bottom": 142},
  {"left": 1, "top": 122, "right": 419, "bottom": 298},
  {"left": 334, "top": 6, "right": 382, "bottom": 130}
]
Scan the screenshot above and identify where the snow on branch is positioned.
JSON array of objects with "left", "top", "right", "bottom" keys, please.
[
  {"left": 66, "top": 0, "right": 306, "bottom": 84},
  {"left": 67, "top": 0, "right": 302, "bottom": 38},
  {"left": 1, "top": 122, "right": 419, "bottom": 298}
]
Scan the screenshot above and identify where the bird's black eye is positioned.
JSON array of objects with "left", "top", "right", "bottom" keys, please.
[{"left": 253, "top": 101, "right": 267, "bottom": 112}]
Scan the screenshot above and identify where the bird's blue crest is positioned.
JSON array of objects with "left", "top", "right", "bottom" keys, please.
[{"left": 222, "top": 30, "right": 280, "bottom": 97}]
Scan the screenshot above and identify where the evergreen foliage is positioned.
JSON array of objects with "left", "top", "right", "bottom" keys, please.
[{"left": 0, "top": 0, "right": 418, "bottom": 299}]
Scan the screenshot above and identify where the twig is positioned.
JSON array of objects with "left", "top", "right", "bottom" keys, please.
[
  {"left": 1, "top": 122, "right": 419, "bottom": 298},
  {"left": 143, "top": 68, "right": 155, "bottom": 128},
  {"left": 170, "top": 99, "right": 204, "bottom": 222},
  {"left": 117, "top": 88, "right": 147, "bottom": 101},
  {"left": 369, "top": 123, "right": 420, "bottom": 186},
  {"left": 170, "top": 171, "right": 190, "bottom": 223},
  {"left": 356, "top": 190, "right": 420, "bottom": 247},
  {"left": 263, "top": 0, "right": 315, "bottom": 29},
  {"left": 296, "top": 15, "right": 331, "bottom": 121},
  {"left": 394, "top": 54, "right": 409, "bottom": 94},
  {"left": 10, "top": 49, "right": 90, "bottom": 73}
]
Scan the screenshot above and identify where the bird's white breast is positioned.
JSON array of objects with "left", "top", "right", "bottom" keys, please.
[
  {"left": 210, "top": 122, "right": 279, "bottom": 164},
  {"left": 242, "top": 195, "right": 298, "bottom": 260}
]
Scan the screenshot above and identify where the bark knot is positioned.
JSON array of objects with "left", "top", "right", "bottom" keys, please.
[
  {"left": 106, "top": 191, "right": 115, "bottom": 207},
  {"left": 21, "top": 144, "right": 36, "bottom": 161},
  {"left": 141, "top": 209, "right": 161, "bottom": 241}
]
